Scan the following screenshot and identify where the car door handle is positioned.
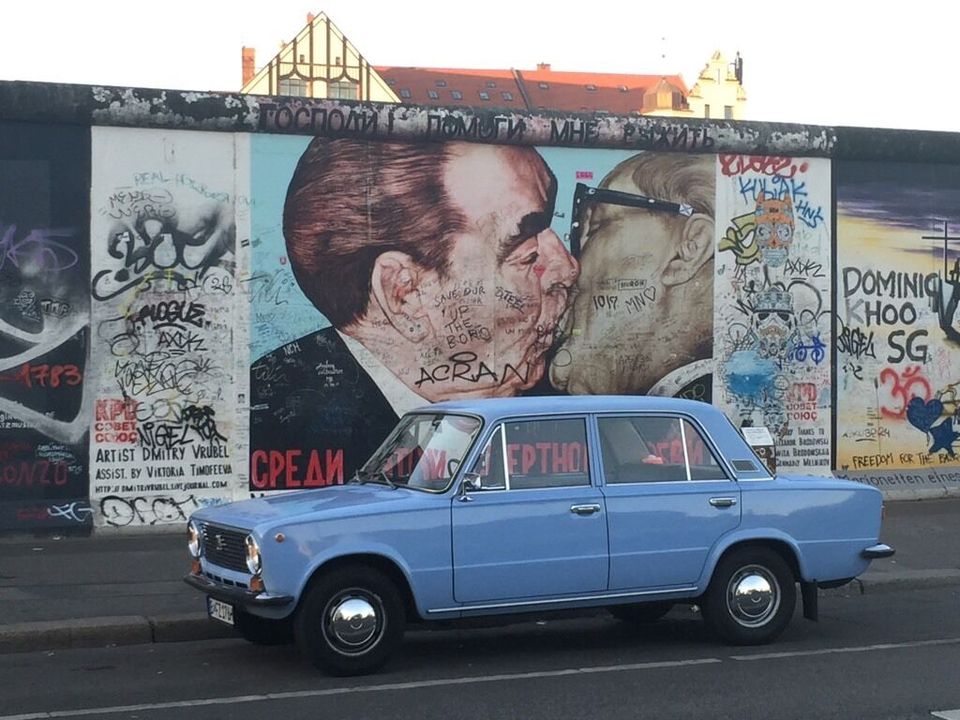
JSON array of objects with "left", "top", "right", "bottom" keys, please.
[
  {"left": 570, "top": 503, "right": 601, "bottom": 515},
  {"left": 709, "top": 497, "right": 738, "bottom": 508}
]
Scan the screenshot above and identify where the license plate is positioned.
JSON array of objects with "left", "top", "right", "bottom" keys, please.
[{"left": 207, "top": 597, "right": 235, "bottom": 626}]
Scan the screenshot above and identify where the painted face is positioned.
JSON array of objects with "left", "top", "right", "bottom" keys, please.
[
  {"left": 417, "top": 145, "right": 579, "bottom": 398},
  {"left": 550, "top": 197, "right": 677, "bottom": 395},
  {"left": 753, "top": 192, "right": 795, "bottom": 268},
  {"left": 750, "top": 289, "right": 796, "bottom": 359}
]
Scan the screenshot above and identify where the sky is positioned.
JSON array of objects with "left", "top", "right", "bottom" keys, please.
[{"left": 2, "top": 0, "right": 958, "bottom": 132}]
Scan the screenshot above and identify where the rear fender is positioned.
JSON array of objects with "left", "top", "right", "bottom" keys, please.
[{"left": 700, "top": 528, "right": 808, "bottom": 590}]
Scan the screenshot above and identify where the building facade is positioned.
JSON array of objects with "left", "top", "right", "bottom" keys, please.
[{"left": 240, "top": 13, "right": 745, "bottom": 118}]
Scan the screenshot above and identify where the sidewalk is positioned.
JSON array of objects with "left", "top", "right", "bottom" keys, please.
[{"left": 2, "top": 498, "right": 959, "bottom": 654}]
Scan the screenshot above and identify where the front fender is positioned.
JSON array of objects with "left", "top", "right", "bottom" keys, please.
[{"left": 291, "top": 540, "right": 439, "bottom": 619}]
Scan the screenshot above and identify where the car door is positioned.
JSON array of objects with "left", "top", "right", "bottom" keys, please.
[
  {"left": 597, "top": 414, "right": 741, "bottom": 591},
  {"left": 451, "top": 416, "right": 609, "bottom": 604}
]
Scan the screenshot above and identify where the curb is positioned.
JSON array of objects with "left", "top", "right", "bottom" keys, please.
[
  {"left": 0, "top": 613, "right": 235, "bottom": 655},
  {"left": 2, "top": 572, "right": 958, "bottom": 656},
  {"left": 821, "top": 569, "right": 960, "bottom": 596}
]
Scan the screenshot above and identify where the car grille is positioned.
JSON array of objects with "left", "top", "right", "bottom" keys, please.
[{"left": 200, "top": 523, "right": 248, "bottom": 572}]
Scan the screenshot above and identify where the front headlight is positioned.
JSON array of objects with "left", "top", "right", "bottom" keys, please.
[
  {"left": 187, "top": 520, "right": 202, "bottom": 558},
  {"left": 245, "top": 534, "right": 262, "bottom": 575}
]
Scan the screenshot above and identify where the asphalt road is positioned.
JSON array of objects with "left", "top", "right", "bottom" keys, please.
[{"left": 2, "top": 586, "right": 958, "bottom": 720}]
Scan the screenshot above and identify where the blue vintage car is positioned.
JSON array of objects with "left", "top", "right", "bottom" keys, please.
[{"left": 184, "top": 396, "right": 893, "bottom": 675}]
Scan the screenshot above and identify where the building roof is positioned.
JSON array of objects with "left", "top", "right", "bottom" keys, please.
[{"left": 375, "top": 65, "right": 689, "bottom": 114}]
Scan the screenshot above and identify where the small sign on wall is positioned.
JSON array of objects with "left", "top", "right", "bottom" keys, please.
[{"left": 741, "top": 426, "right": 777, "bottom": 475}]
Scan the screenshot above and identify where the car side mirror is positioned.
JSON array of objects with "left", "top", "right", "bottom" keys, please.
[
  {"left": 458, "top": 473, "right": 482, "bottom": 501},
  {"left": 463, "top": 472, "right": 482, "bottom": 491}
]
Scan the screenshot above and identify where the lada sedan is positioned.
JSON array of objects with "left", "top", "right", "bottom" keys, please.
[{"left": 184, "top": 396, "right": 894, "bottom": 676}]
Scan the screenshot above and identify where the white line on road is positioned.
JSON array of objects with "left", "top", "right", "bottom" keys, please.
[
  {"left": 931, "top": 710, "right": 960, "bottom": 720},
  {"left": 0, "top": 658, "right": 722, "bottom": 720},
  {"left": 729, "top": 636, "right": 960, "bottom": 661}
]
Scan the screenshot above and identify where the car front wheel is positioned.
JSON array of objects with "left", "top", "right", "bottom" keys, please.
[
  {"left": 702, "top": 546, "right": 796, "bottom": 645},
  {"left": 294, "top": 566, "right": 405, "bottom": 676}
]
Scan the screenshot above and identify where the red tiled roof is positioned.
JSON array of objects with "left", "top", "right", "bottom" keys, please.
[
  {"left": 374, "top": 67, "right": 523, "bottom": 108},
  {"left": 374, "top": 66, "right": 689, "bottom": 113}
]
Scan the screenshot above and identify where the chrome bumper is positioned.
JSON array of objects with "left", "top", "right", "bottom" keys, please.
[
  {"left": 861, "top": 543, "right": 895, "bottom": 559},
  {"left": 183, "top": 572, "right": 293, "bottom": 608}
]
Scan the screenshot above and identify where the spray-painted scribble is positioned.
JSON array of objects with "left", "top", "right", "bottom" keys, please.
[
  {"left": 715, "top": 156, "right": 832, "bottom": 470},
  {"left": 90, "top": 127, "right": 239, "bottom": 526},
  {"left": 836, "top": 160, "right": 960, "bottom": 475},
  {"left": 0, "top": 122, "right": 92, "bottom": 532}
]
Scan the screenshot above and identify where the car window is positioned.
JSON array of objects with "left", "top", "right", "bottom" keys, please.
[
  {"left": 598, "top": 416, "right": 729, "bottom": 484},
  {"left": 466, "top": 418, "right": 590, "bottom": 490},
  {"left": 466, "top": 426, "right": 506, "bottom": 490},
  {"left": 598, "top": 416, "right": 687, "bottom": 483},
  {"left": 363, "top": 413, "right": 480, "bottom": 491},
  {"left": 681, "top": 419, "right": 728, "bottom": 480}
]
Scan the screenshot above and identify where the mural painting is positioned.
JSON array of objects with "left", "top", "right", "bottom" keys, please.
[
  {"left": 89, "top": 128, "right": 241, "bottom": 527},
  {"left": 713, "top": 156, "right": 832, "bottom": 471},
  {"left": 836, "top": 161, "right": 960, "bottom": 490},
  {"left": 0, "top": 122, "right": 92, "bottom": 532},
  {"left": 249, "top": 139, "right": 715, "bottom": 491}
]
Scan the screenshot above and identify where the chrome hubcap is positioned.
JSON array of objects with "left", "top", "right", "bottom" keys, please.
[
  {"left": 324, "top": 591, "right": 382, "bottom": 654},
  {"left": 726, "top": 565, "right": 780, "bottom": 628}
]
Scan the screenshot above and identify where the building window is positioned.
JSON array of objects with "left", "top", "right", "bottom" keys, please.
[
  {"left": 486, "top": 80, "right": 496, "bottom": 88},
  {"left": 704, "top": 104, "right": 711, "bottom": 118},
  {"left": 451, "top": 90, "right": 463, "bottom": 100},
  {"left": 724, "top": 105, "right": 734, "bottom": 119},
  {"left": 435, "top": 79, "right": 447, "bottom": 87},
  {"left": 479, "top": 91, "right": 490, "bottom": 100},
  {"left": 278, "top": 77, "right": 308, "bottom": 96},
  {"left": 328, "top": 80, "right": 358, "bottom": 100},
  {"left": 538, "top": 81, "right": 549, "bottom": 90},
  {"left": 501, "top": 91, "right": 513, "bottom": 101},
  {"left": 428, "top": 90, "right": 439, "bottom": 99},
  {"left": 400, "top": 88, "right": 412, "bottom": 99}
]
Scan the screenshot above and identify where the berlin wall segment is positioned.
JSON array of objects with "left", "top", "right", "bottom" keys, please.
[{"left": 2, "top": 80, "right": 960, "bottom": 532}]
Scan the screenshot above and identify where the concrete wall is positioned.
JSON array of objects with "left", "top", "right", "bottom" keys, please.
[{"left": 2, "top": 81, "right": 960, "bottom": 533}]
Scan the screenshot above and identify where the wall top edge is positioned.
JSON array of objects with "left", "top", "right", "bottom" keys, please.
[{"left": 2, "top": 79, "right": 959, "bottom": 162}]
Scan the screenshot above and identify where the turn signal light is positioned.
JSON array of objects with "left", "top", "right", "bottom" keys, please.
[
  {"left": 191, "top": 559, "right": 201, "bottom": 574},
  {"left": 249, "top": 576, "right": 264, "bottom": 592}
]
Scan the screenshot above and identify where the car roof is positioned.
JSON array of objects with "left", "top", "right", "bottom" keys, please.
[{"left": 414, "top": 395, "right": 727, "bottom": 423}]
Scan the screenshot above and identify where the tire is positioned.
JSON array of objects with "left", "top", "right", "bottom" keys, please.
[
  {"left": 294, "top": 566, "right": 405, "bottom": 676},
  {"left": 702, "top": 546, "right": 796, "bottom": 645},
  {"left": 234, "top": 610, "right": 293, "bottom": 646},
  {"left": 609, "top": 601, "right": 674, "bottom": 624}
]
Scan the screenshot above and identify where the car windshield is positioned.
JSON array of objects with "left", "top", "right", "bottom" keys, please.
[{"left": 358, "top": 412, "right": 482, "bottom": 492}]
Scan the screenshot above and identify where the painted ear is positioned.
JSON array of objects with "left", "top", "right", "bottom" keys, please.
[
  {"left": 661, "top": 213, "right": 714, "bottom": 287},
  {"left": 370, "top": 251, "right": 429, "bottom": 342}
]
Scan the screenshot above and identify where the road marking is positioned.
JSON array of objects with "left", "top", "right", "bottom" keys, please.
[
  {"left": 931, "top": 711, "right": 960, "bottom": 720},
  {"left": 729, "top": 636, "right": 960, "bottom": 661},
  {"left": 0, "top": 658, "right": 722, "bottom": 720}
]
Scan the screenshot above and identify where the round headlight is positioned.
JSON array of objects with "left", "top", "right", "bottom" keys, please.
[
  {"left": 187, "top": 520, "right": 202, "bottom": 558},
  {"left": 245, "top": 534, "right": 262, "bottom": 575}
]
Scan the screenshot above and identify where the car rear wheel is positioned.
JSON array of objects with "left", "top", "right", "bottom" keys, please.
[
  {"left": 702, "top": 546, "right": 796, "bottom": 645},
  {"left": 295, "top": 566, "right": 405, "bottom": 676},
  {"left": 609, "top": 601, "right": 674, "bottom": 624}
]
